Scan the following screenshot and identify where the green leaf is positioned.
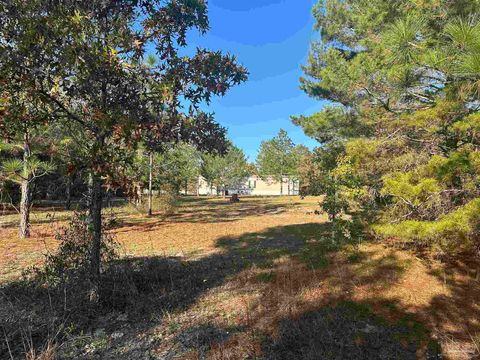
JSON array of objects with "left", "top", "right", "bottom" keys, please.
[
  {"left": 1, "top": 159, "right": 24, "bottom": 181},
  {"left": 0, "top": 142, "right": 23, "bottom": 153},
  {"left": 385, "top": 15, "right": 425, "bottom": 64},
  {"left": 445, "top": 18, "right": 480, "bottom": 51}
]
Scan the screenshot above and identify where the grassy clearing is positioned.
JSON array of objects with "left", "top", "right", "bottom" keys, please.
[
  {"left": 1, "top": 196, "right": 479, "bottom": 359},
  {"left": 0, "top": 196, "right": 319, "bottom": 282}
]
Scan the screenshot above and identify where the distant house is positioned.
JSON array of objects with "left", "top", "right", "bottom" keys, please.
[{"left": 196, "top": 175, "right": 299, "bottom": 196}]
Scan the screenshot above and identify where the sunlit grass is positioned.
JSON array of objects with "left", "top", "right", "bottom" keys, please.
[{"left": 0, "top": 195, "right": 324, "bottom": 282}]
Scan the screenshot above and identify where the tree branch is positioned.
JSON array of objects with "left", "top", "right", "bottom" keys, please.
[{"left": 37, "top": 90, "right": 97, "bottom": 133}]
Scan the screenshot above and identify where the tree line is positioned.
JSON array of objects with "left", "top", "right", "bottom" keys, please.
[{"left": 1, "top": 124, "right": 310, "bottom": 240}]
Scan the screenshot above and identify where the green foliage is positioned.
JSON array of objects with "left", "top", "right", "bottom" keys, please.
[
  {"left": 445, "top": 17, "right": 480, "bottom": 77},
  {"left": 382, "top": 173, "right": 441, "bottom": 208},
  {"left": 1, "top": 157, "right": 54, "bottom": 184},
  {"left": 292, "top": 106, "right": 369, "bottom": 143},
  {"left": 451, "top": 113, "right": 480, "bottom": 143},
  {"left": 374, "top": 198, "right": 480, "bottom": 254},
  {"left": 297, "top": 149, "right": 325, "bottom": 196},
  {"left": 1, "top": 159, "right": 23, "bottom": 177},
  {"left": 256, "top": 129, "right": 308, "bottom": 184},
  {"left": 155, "top": 142, "right": 202, "bottom": 194},
  {"left": 201, "top": 145, "right": 249, "bottom": 193},
  {"left": 295, "top": 0, "right": 480, "bottom": 253},
  {"left": 385, "top": 15, "right": 425, "bottom": 64}
]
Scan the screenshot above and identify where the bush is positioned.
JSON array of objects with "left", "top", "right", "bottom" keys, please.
[
  {"left": 158, "top": 189, "right": 179, "bottom": 216},
  {"left": 27, "top": 211, "right": 119, "bottom": 286}
]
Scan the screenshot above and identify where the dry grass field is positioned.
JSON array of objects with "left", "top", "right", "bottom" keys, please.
[{"left": 1, "top": 196, "right": 479, "bottom": 359}]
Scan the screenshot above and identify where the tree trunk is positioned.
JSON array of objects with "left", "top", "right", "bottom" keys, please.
[
  {"left": 89, "top": 175, "right": 103, "bottom": 278},
  {"left": 19, "top": 135, "right": 32, "bottom": 239},
  {"left": 65, "top": 176, "right": 72, "bottom": 210},
  {"left": 136, "top": 185, "right": 143, "bottom": 205},
  {"left": 184, "top": 179, "right": 188, "bottom": 196},
  {"left": 280, "top": 176, "right": 283, "bottom": 196},
  {"left": 19, "top": 178, "right": 31, "bottom": 239},
  {"left": 148, "top": 152, "right": 153, "bottom": 216}
]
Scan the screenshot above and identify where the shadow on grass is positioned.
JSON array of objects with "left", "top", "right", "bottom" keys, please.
[
  {"left": 0, "top": 221, "right": 458, "bottom": 359},
  {"left": 426, "top": 255, "right": 480, "bottom": 356},
  {"left": 166, "top": 200, "right": 298, "bottom": 224},
  {"left": 111, "top": 198, "right": 301, "bottom": 235},
  {"left": 262, "top": 301, "right": 440, "bottom": 360}
]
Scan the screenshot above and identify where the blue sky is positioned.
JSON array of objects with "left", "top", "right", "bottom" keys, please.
[{"left": 188, "top": 0, "right": 326, "bottom": 161}]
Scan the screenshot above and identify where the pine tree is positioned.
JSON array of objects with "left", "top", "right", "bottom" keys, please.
[{"left": 294, "top": 0, "right": 480, "bottom": 251}]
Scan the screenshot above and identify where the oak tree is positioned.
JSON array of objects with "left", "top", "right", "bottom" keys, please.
[{"left": 0, "top": 0, "right": 247, "bottom": 278}]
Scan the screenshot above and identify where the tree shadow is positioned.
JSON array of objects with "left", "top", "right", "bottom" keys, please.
[
  {"left": 209, "top": 228, "right": 441, "bottom": 359},
  {"left": 0, "top": 198, "right": 127, "bottom": 229},
  {"left": 126, "top": 198, "right": 298, "bottom": 227},
  {"left": 262, "top": 301, "right": 440, "bottom": 360},
  {"left": 425, "top": 255, "right": 480, "bottom": 357},
  {"left": 109, "top": 198, "right": 302, "bottom": 237},
  {"left": 0, "top": 223, "right": 316, "bottom": 358},
  {"left": 2, "top": 220, "right": 475, "bottom": 359},
  {"left": 1, "top": 212, "right": 73, "bottom": 229}
]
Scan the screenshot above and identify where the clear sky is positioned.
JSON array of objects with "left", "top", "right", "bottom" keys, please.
[{"left": 187, "top": 0, "right": 326, "bottom": 162}]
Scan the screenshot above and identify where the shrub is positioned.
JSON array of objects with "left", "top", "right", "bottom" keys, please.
[
  {"left": 158, "top": 189, "right": 179, "bottom": 216},
  {"left": 27, "top": 211, "right": 119, "bottom": 286}
]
